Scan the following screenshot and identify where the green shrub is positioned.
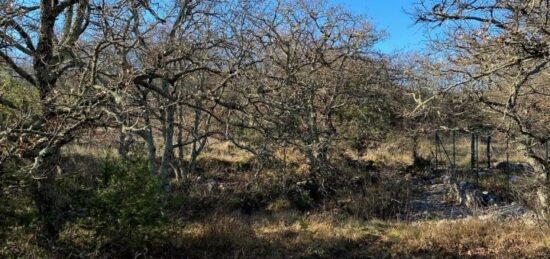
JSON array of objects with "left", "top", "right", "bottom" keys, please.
[
  {"left": 86, "top": 156, "right": 165, "bottom": 249},
  {"left": 286, "top": 184, "right": 315, "bottom": 211}
]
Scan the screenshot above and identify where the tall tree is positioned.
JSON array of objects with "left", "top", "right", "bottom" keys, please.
[{"left": 0, "top": 0, "right": 110, "bottom": 240}]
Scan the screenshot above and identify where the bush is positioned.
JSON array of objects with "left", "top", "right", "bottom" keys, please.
[
  {"left": 342, "top": 171, "right": 411, "bottom": 220},
  {"left": 286, "top": 183, "right": 315, "bottom": 212},
  {"left": 84, "top": 156, "right": 165, "bottom": 250}
]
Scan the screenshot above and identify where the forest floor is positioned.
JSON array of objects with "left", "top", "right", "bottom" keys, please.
[
  {"left": 153, "top": 170, "right": 550, "bottom": 258},
  {"left": 3, "top": 152, "right": 550, "bottom": 258},
  {"left": 406, "top": 171, "right": 532, "bottom": 222},
  {"left": 407, "top": 173, "right": 470, "bottom": 221}
]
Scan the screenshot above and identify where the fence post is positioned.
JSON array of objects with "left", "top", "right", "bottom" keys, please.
[
  {"left": 453, "top": 131, "right": 456, "bottom": 169},
  {"left": 546, "top": 140, "right": 549, "bottom": 185},
  {"left": 487, "top": 135, "right": 491, "bottom": 169},
  {"left": 471, "top": 133, "right": 476, "bottom": 172},
  {"left": 505, "top": 135, "right": 511, "bottom": 189},
  {"left": 506, "top": 136, "right": 510, "bottom": 165},
  {"left": 475, "top": 134, "right": 479, "bottom": 170},
  {"left": 435, "top": 132, "right": 439, "bottom": 170}
]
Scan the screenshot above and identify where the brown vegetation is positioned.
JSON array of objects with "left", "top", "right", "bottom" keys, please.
[{"left": 1, "top": 0, "right": 549, "bottom": 258}]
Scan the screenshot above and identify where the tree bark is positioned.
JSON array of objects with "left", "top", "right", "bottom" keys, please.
[
  {"left": 177, "top": 106, "right": 185, "bottom": 180},
  {"left": 187, "top": 106, "right": 205, "bottom": 176},
  {"left": 141, "top": 92, "right": 158, "bottom": 176},
  {"left": 160, "top": 97, "right": 175, "bottom": 191},
  {"left": 118, "top": 128, "right": 132, "bottom": 159},
  {"left": 30, "top": 152, "right": 62, "bottom": 243}
]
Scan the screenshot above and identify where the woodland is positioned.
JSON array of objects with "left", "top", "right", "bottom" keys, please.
[{"left": 0, "top": 0, "right": 549, "bottom": 258}]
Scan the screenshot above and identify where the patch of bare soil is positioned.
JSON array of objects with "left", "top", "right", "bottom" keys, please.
[{"left": 405, "top": 172, "right": 532, "bottom": 222}]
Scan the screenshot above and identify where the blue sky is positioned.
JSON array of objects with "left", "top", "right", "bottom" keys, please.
[{"left": 331, "top": 0, "right": 426, "bottom": 53}]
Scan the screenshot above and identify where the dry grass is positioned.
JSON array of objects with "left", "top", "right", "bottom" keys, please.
[
  {"left": 149, "top": 211, "right": 392, "bottom": 258},
  {"left": 362, "top": 138, "right": 414, "bottom": 167},
  {"left": 199, "top": 141, "right": 254, "bottom": 164},
  {"left": 387, "top": 218, "right": 550, "bottom": 258},
  {"left": 145, "top": 212, "right": 550, "bottom": 258},
  {"left": 5, "top": 209, "right": 550, "bottom": 258}
]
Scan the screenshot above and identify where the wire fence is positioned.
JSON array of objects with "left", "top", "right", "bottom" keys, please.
[{"left": 430, "top": 129, "right": 549, "bottom": 183}]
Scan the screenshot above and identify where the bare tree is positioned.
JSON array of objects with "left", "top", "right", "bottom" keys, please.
[
  {"left": 218, "top": 0, "right": 383, "bottom": 200},
  {"left": 414, "top": 0, "right": 550, "bottom": 171},
  {"left": 97, "top": 0, "right": 255, "bottom": 189},
  {"left": 0, "top": 0, "right": 114, "bottom": 240}
]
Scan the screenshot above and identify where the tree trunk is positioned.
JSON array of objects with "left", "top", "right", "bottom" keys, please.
[
  {"left": 143, "top": 129, "right": 158, "bottom": 176},
  {"left": 177, "top": 106, "right": 185, "bottom": 180},
  {"left": 117, "top": 128, "right": 132, "bottom": 159},
  {"left": 304, "top": 144, "right": 331, "bottom": 202},
  {"left": 160, "top": 99, "right": 175, "bottom": 191},
  {"left": 187, "top": 107, "right": 208, "bottom": 176},
  {"left": 30, "top": 152, "right": 62, "bottom": 243},
  {"left": 412, "top": 135, "right": 419, "bottom": 163},
  {"left": 142, "top": 92, "right": 158, "bottom": 176}
]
